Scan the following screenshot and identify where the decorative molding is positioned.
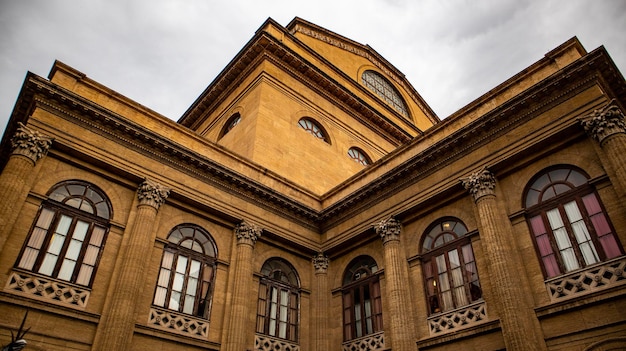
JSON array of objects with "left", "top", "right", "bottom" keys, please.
[
  {"left": 426, "top": 300, "right": 488, "bottom": 335},
  {"left": 374, "top": 217, "right": 402, "bottom": 244},
  {"left": 5, "top": 271, "right": 90, "bottom": 308},
  {"left": 147, "top": 306, "right": 209, "bottom": 338},
  {"left": 137, "top": 178, "right": 170, "bottom": 209},
  {"left": 10, "top": 122, "right": 53, "bottom": 163},
  {"left": 545, "top": 256, "right": 626, "bottom": 301},
  {"left": 461, "top": 168, "right": 496, "bottom": 202},
  {"left": 235, "top": 220, "right": 262, "bottom": 246},
  {"left": 290, "top": 23, "right": 437, "bottom": 124},
  {"left": 254, "top": 334, "right": 300, "bottom": 351},
  {"left": 341, "top": 331, "right": 386, "bottom": 351},
  {"left": 312, "top": 252, "right": 329, "bottom": 273},
  {"left": 580, "top": 99, "right": 626, "bottom": 145}
]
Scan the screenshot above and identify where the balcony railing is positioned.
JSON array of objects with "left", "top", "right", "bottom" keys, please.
[
  {"left": 342, "top": 331, "right": 386, "bottom": 351},
  {"left": 426, "top": 300, "right": 488, "bottom": 335},
  {"left": 254, "top": 334, "right": 300, "bottom": 351},
  {"left": 545, "top": 256, "right": 626, "bottom": 301}
]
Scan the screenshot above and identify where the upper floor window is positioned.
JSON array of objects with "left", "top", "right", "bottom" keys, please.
[
  {"left": 153, "top": 224, "right": 217, "bottom": 318},
  {"left": 342, "top": 256, "right": 383, "bottom": 341},
  {"left": 220, "top": 113, "right": 241, "bottom": 138},
  {"left": 16, "top": 180, "right": 112, "bottom": 287},
  {"left": 524, "top": 166, "right": 623, "bottom": 278},
  {"left": 347, "top": 147, "right": 372, "bottom": 166},
  {"left": 298, "top": 117, "right": 329, "bottom": 143},
  {"left": 362, "top": 70, "right": 409, "bottom": 117},
  {"left": 256, "top": 258, "right": 300, "bottom": 342},
  {"left": 421, "top": 218, "right": 482, "bottom": 314}
]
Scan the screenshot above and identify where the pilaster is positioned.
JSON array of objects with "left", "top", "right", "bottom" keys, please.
[
  {"left": 375, "top": 217, "right": 417, "bottom": 351},
  {"left": 0, "top": 122, "right": 52, "bottom": 254}
]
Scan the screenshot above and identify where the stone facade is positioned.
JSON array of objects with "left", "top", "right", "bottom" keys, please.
[{"left": 0, "top": 17, "right": 625, "bottom": 351}]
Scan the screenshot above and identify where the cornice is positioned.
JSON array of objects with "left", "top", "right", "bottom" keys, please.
[
  {"left": 179, "top": 31, "right": 414, "bottom": 144},
  {"left": 287, "top": 18, "right": 439, "bottom": 125},
  {"left": 318, "top": 47, "right": 625, "bottom": 230},
  {"left": 25, "top": 75, "right": 322, "bottom": 230}
]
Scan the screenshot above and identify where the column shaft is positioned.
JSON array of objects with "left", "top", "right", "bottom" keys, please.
[
  {"left": 463, "top": 170, "right": 545, "bottom": 351},
  {"left": 376, "top": 218, "right": 416, "bottom": 351},
  {"left": 93, "top": 180, "right": 169, "bottom": 351},
  {"left": 313, "top": 253, "right": 329, "bottom": 351},
  {"left": 223, "top": 222, "right": 261, "bottom": 351},
  {"left": 0, "top": 123, "right": 52, "bottom": 254}
]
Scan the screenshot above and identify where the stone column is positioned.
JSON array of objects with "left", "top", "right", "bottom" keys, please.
[
  {"left": 0, "top": 122, "right": 52, "bottom": 254},
  {"left": 375, "top": 217, "right": 416, "bottom": 351},
  {"left": 312, "top": 252, "right": 330, "bottom": 351},
  {"left": 93, "top": 179, "right": 170, "bottom": 351},
  {"left": 461, "top": 169, "right": 545, "bottom": 351},
  {"left": 580, "top": 101, "right": 626, "bottom": 201},
  {"left": 223, "top": 221, "right": 262, "bottom": 351}
]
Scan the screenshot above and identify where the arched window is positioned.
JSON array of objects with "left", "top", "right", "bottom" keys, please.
[
  {"left": 524, "top": 166, "right": 623, "bottom": 278},
  {"left": 220, "top": 113, "right": 241, "bottom": 138},
  {"left": 342, "top": 256, "right": 383, "bottom": 340},
  {"left": 421, "top": 218, "right": 481, "bottom": 314},
  {"left": 153, "top": 224, "right": 217, "bottom": 318},
  {"left": 16, "top": 180, "right": 112, "bottom": 287},
  {"left": 297, "top": 117, "right": 329, "bottom": 143},
  {"left": 347, "top": 147, "right": 371, "bottom": 166},
  {"left": 362, "top": 70, "right": 409, "bottom": 117},
  {"left": 256, "top": 258, "right": 300, "bottom": 342}
]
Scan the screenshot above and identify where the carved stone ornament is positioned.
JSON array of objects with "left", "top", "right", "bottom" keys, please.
[
  {"left": 312, "top": 252, "right": 329, "bottom": 273},
  {"left": 137, "top": 179, "right": 170, "bottom": 209},
  {"left": 580, "top": 100, "right": 626, "bottom": 144},
  {"left": 375, "top": 217, "right": 402, "bottom": 244},
  {"left": 235, "top": 221, "right": 262, "bottom": 246},
  {"left": 10, "top": 122, "right": 53, "bottom": 163},
  {"left": 461, "top": 168, "right": 496, "bottom": 201}
]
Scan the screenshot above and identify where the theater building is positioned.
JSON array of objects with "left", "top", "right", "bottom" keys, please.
[{"left": 0, "top": 17, "right": 625, "bottom": 351}]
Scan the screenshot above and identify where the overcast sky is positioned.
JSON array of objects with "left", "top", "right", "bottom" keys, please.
[{"left": 1, "top": 0, "right": 625, "bottom": 138}]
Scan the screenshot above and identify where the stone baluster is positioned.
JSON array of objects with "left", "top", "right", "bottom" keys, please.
[
  {"left": 0, "top": 123, "right": 52, "bottom": 254},
  {"left": 223, "top": 221, "right": 262, "bottom": 351},
  {"left": 375, "top": 217, "right": 417, "bottom": 351},
  {"left": 93, "top": 179, "right": 170, "bottom": 351}
]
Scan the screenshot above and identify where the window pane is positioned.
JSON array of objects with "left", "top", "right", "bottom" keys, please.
[
  {"left": 76, "top": 265, "right": 94, "bottom": 285},
  {"left": 18, "top": 248, "right": 39, "bottom": 270},
  {"left": 546, "top": 208, "right": 579, "bottom": 272},
  {"left": 564, "top": 201, "right": 599, "bottom": 265},
  {"left": 157, "top": 268, "right": 172, "bottom": 287},
  {"left": 65, "top": 239, "right": 83, "bottom": 260},
  {"left": 599, "top": 235, "right": 622, "bottom": 259},
  {"left": 39, "top": 253, "right": 57, "bottom": 275},
  {"left": 189, "top": 260, "right": 201, "bottom": 278},
  {"left": 83, "top": 245, "right": 100, "bottom": 265},
  {"left": 172, "top": 273, "right": 185, "bottom": 292},
  {"left": 58, "top": 259, "right": 76, "bottom": 280},
  {"left": 154, "top": 286, "right": 167, "bottom": 306},
  {"left": 90, "top": 226, "right": 106, "bottom": 246}
]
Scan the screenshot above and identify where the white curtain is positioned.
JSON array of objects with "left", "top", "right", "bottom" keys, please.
[{"left": 546, "top": 208, "right": 579, "bottom": 272}]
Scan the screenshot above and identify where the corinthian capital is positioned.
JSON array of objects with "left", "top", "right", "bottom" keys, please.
[
  {"left": 375, "top": 217, "right": 402, "bottom": 244},
  {"left": 580, "top": 100, "right": 626, "bottom": 145},
  {"left": 235, "top": 221, "right": 262, "bottom": 246},
  {"left": 10, "top": 122, "right": 53, "bottom": 163},
  {"left": 312, "top": 252, "right": 329, "bottom": 273},
  {"left": 461, "top": 168, "right": 496, "bottom": 202},
  {"left": 137, "top": 179, "right": 170, "bottom": 209}
]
